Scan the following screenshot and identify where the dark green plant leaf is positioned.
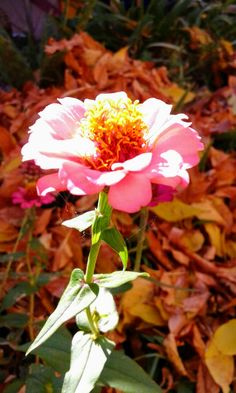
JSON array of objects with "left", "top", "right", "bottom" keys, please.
[
  {"left": 62, "top": 332, "right": 114, "bottom": 393},
  {"left": 0, "top": 282, "right": 37, "bottom": 311},
  {"left": 0, "top": 34, "right": 33, "bottom": 89},
  {"left": 213, "top": 130, "right": 236, "bottom": 152},
  {"left": 2, "top": 379, "right": 24, "bottom": 393},
  {"left": 19, "top": 327, "right": 71, "bottom": 374},
  {"left": 177, "top": 379, "right": 195, "bottom": 393},
  {"left": 93, "top": 271, "right": 149, "bottom": 288},
  {"left": 0, "top": 251, "right": 25, "bottom": 263},
  {"left": 25, "top": 364, "right": 63, "bottom": 393},
  {"left": 99, "top": 350, "right": 162, "bottom": 393},
  {"left": 26, "top": 269, "right": 99, "bottom": 355},
  {"left": 0, "top": 313, "right": 28, "bottom": 328},
  {"left": 101, "top": 228, "right": 128, "bottom": 269}
]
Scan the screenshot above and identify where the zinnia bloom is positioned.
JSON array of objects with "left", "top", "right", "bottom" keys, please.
[
  {"left": 22, "top": 92, "right": 203, "bottom": 213},
  {"left": 12, "top": 184, "right": 55, "bottom": 209}
]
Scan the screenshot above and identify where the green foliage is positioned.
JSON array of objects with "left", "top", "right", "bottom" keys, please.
[
  {"left": 0, "top": 312, "right": 28, "bottom": 328},
  {"left": 93, "top": 271, "right": 148, "bottom": 288},
  {"left": 99, "top": 350, "right": 162, "bottom": 393},
  {"left": 101, "top": 227, "right": 128, "bottom": 269},
  {"left": 25, "top": 364, "right": 63, "bottom": 393},
  {"left": 0, "top": 32, "right": 33, "bottom": 89},
  {"left": 213, "top": 130, "right": 236, "bottom": 152},
  {"left": 26, "top": 269, "right": 99, "bottom": 355},
  {"left": 19, "top": 327, "right": 71, "bottom": 374}
]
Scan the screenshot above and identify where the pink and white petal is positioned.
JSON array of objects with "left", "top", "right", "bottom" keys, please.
[
  {"left": 59, "top": 162, "right": 104, "bottom": 195},
  {"left": 37, "top": 173, "right": 65, "bottom": 196},
  {"left": 38, "top": 103, "right": 79, "bottom": 139},
  {"left": 57, "top": 97, "right": 85, "bottom": 120},
  {"left": 22, "top": 134, "right": 96, "bottom": 170},
  {"left": 154, "top": 124, "right": 203, "bottom": 165},
  {"left": 111, "top": 152, "right": 152, "bottom": 172},
  {"left": 108, "top": 173, "right": 152, "bottom": 213},
  {"left": 143, "top": 150, "right": 189, "bottom": 189},
  {"left": 139, "top": 98, "right": 172, "bottom": 143},
  {"left": 93, "top": 170, "right": 127, "bottom": 186}
]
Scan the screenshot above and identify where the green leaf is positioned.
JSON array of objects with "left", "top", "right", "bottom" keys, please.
[
  {"left": 26, "top": 269, "right": 99, "bottom": 355},
  {"left": 101, "top": 228, "right": 128, "bottom": 269},
  {"left": 177, "top": 380, "right": 195, "bottom": 393},
  {"left": 25, "top": 364, "right": 63, "bottom": 393},
  {"left": 93, "top": 271, "right": 149, "bottom": 288},
  {"left": 62, "top": 332, "right": 114, "bottom": 393},
  {"left": 18, "top": 327, "right": 71, "bottom": 374},
  {"left": 2, "top": 379, "right": 24, "bottom": 393},
  {"left": 0, "top": 251, "right": 25, "bottom": 263},
  {"left": 0, "top": 313, "right": 28, "bottom": 328},
  {"left": 213, "top": 130, "right": 236, "bottom": 152},
  {"left": 99, "top": 350, "right": 162, "bottom": 393},
  {"left": 62, "top": 211, "right": 96, "bottom": 232},
  {"left": 0, "top": 282, "right": 36, "bottom": 311},
  {"left": 0, "top": 34, "right": 33, "bottom": 89}
]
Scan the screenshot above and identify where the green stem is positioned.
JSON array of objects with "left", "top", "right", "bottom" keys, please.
[
  {"left": 134, "top": 207, "right": 149, "bottom": 272},
  {"left": 84, "top": 239, "right": 102, "bottom": 283},
  {"left": 85, "top": 308, "right": 99, "bottom": 338},
  {"left": 83, "top": 191, "right": 111, "bottom": 336}
]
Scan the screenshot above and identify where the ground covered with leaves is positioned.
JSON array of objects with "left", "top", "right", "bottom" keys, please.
[{"left": 1, "top": 2, "right": 236, "bottom": 392}]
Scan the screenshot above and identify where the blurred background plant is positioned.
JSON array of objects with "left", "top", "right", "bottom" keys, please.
[{"left": 0, "top": 0, "right": 236, "bottom": 89}]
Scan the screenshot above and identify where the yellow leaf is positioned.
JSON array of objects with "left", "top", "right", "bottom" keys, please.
[
  {"left": 192, "top": 200, "right": 225, "bottom": 225},
  {"left": 150, "top": 198, "right": 200, "bottom": 222},
  {"left": 212, "top": 319, "right": 236, "bottom": 356},
  {"left": 205, "top": 320, "right": 236, "bottom": 393},
  {"left": 204, "top": 223, "right": 225, "bottom": 257},
  {"left": 225, "top": 240, "right": 236, "bottom": 258},
  {"left": 130, "top": 304, "right": 165, "bottom": 325},
  {"left": 151, "top": 198, "right": 225, "bottom": 224},
  {"left": 120, "top": 278, "right": 165, "bottom": 326},
  {"left": 159, "top": 85, "right": 195, "bottom": 105},
  {"left": 181, "top": 229, "right": 205, "bottom": 252},
  {"left": 205, "top": 344, "right": 233, "bottom": 393}
]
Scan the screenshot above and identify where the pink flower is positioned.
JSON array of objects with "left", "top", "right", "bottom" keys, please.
[
  {"left": 12, "top": 184, "right": 55, "bottom": 209},
  {"left": 22, "top": 92, "right": 203, "bottom": 213}
]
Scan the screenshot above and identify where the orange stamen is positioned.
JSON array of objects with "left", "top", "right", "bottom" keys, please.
[{"left": 79, "top": 97, "right": 148, "bottom": 170}]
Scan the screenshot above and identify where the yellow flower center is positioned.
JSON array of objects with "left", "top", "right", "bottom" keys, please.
[{"left": 80, "top": 98, "right": 149, "bottom": 171}]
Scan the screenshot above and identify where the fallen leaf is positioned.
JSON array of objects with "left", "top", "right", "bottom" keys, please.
[{"left": 163, "top": 333, "right": 188, "bottom": 376}]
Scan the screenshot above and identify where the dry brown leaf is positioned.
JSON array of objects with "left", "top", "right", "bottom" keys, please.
[{"left": 163, "top": 333, "right": 188, "bottom": 376}]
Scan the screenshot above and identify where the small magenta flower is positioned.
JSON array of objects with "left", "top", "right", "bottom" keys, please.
[
  {"left": 22, "top": 92, "right": 203, "bottom": 213},
  {"left": 12, "top": 161, "right": 55, "bottom": 209},
  {"left": 12, "top": 184, "right": 55, "bottom": 209}
]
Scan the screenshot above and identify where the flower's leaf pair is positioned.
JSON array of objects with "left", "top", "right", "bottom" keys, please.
[
  {"left": 26, "top": 269, "right": 99, "bottom": 355},
  {"left": 63, "top": 192, "right": 129, "bottom": 269},
  {"left": 61, "top": 335, "right": 162, "bottom": 393},
  {"left": 62, "top": 333, "right": 114, "bottom": 393}
]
